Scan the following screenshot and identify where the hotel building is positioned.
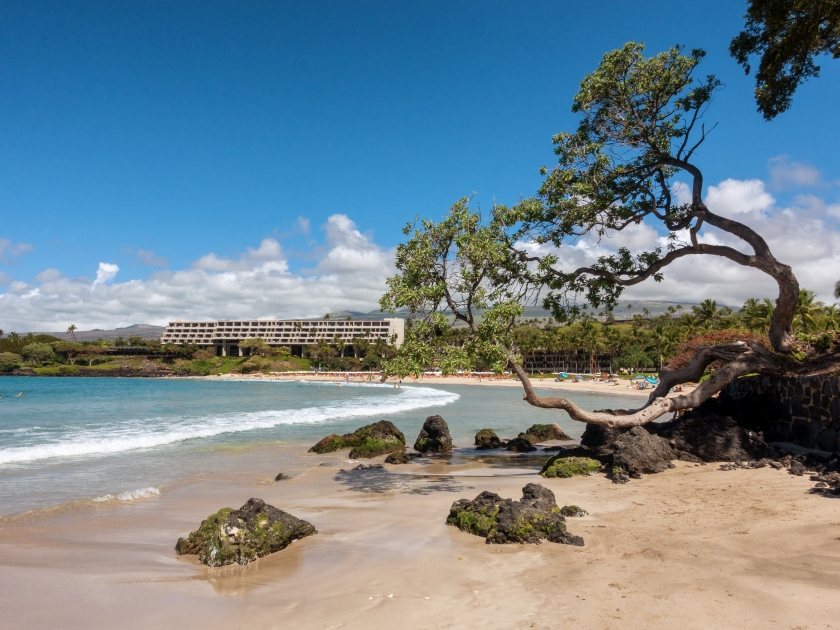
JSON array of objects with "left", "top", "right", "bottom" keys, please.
[{"left": 160, "top": 317, "right": 405, "bottom": 356}]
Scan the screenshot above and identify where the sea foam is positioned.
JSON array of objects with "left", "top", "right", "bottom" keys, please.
[
  {"left": 94, "top": 487, "right": 161, "bottom": 503},
  {"left": 0, "top": 385, "right": 458, "bottom": 465}
]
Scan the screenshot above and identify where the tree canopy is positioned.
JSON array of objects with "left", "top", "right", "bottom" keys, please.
[
  {"left": 730, "top": 0, "right": 840, "bottom": 119},
  {"left": 380, "top": 42, "right": 833, "bottom": 428}
]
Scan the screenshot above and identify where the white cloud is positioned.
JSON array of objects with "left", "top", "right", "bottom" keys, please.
[
  {"left": 0, "top": 271, "right": 12, "bottom": 286},
  {"left": 520, "top": 177, "right": 840, "bottom": 309},
  {"left": 769, "top": 155, "right": 821, "bottom": 189},
  {"left": 0, "top": 238, "right": 33, "bottom": 263},
  {"left": 705, "top": 179, "right": 775, "bottom": 218},
  {"left": 93, "top": 263, "right": 120, "bottom": 288},
  {"left": 0, "top": 214, "right": 395, "bottom": 331}
]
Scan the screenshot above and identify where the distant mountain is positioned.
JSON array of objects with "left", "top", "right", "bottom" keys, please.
[{"left": 34, "top": 324, "right": 166, "bottom": 342}]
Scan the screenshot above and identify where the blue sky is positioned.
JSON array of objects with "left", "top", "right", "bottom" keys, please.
[{"left": 1, "top": 1, "right": 839, "bottom": 330}]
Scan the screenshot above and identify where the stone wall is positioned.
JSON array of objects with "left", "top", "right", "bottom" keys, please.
[{"left": 725, "top": 375, "right": 840, "bottom": 453}]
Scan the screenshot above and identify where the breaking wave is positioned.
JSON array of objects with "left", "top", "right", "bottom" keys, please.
[{"left": 0, "top": 385, "right": 458, "bottom": 465}]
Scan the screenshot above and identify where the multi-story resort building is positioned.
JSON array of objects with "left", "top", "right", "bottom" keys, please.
[{"left": 160, "top": 317, "right": 405, "bottom": 357}]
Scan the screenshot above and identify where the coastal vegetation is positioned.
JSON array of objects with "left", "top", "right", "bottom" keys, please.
[{"left": 380, "top": 41, "right": 840, "bottom": 428}]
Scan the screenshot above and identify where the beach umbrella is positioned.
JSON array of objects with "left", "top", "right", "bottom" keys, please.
[
  {"left": 634, "top": 375, "right": 645, "bottom": 379},
  {"left": 646, "top": 376, "right": 658, "bottom": 384}
]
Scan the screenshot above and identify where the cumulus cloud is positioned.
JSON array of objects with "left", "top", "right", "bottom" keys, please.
[
  {"left": 0, "top": 238, "right": 33, "bottom": 263},
  {"left": 521, "top": 177, "right": 840, "bottom": 309},
  {"left": 93, "top": 263, "right": 120, "bottom": 288},
  {"left": 705, "top": 179, "right": 775, "bottom": 217},
  {"left": 34, "top": 268, "right": 63, "bottom": 282},
  {"left": 0, "top": 214, "right": 395, "bottom": 331}
]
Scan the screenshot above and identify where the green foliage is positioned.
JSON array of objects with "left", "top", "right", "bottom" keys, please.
[
  {"left": 730, "top": 0, "right": 839, "bottom": 119},
  {"left": 541, "top": 456, "right": 602, "bottom": 478},
  {"left": 21, "top": 342, "right": 55, "bottom": 365},
  {"left": 501, "top": 43, "right": 723, "bottom": 322},
  {"left": 0, "top": 352, "right": 23, "bottom": 372},
  {"left": 380, "top": 198, "right": 533, "bottom": 376}
]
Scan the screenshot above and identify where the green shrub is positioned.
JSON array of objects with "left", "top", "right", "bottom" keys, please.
[{"left": 0, "top": 352, "right": 23, "bottom": 372}]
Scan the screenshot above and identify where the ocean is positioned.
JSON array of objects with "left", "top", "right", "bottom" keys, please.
[{"left": 0, "top": 376, "right": 640, "bottom": 517}]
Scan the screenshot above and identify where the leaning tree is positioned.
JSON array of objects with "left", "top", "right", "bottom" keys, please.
[{"left": 381, "top": 42, "right": 840, "bottom": 428}]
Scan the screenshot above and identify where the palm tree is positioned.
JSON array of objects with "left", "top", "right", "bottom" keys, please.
[
  {"left": 67, "top": 324, "right": 77, "bottom": 342},
  {"left": 692, "top": 299, "right": 732, "bottom": 327},
  {"left": 834, "top": 280, "right": 840, "bottom": 300},
  {"left": 821, "top": 304, "right": 840, "bottom": 332},
  {"left": 741, "top": 298, "right": 774, "bottom": 334},
  {"left": 794, "top": 289, "right": 825, "bottom": 333},
  {"left": 679, "top": 313, "right": 698, "bottom": 338}
]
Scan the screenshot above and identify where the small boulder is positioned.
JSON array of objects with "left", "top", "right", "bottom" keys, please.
[
  {"left": 309, "top": 421, "right": 406, "bottom": 458},
  {"left": 474, "top": 429, "right": 504, "bottom": 450},
  {"left": 175, "top": 498, "right": 316, "bottom": 567},
  {"left": 414, "top": 415, "right": 453, "bottom": 453},
  {"left": 384, "top": 450, "right": 421, "bottom": 464},
  {"left": 558, "top": 505, "right": 588, "bottom": 517},
  {"left": 611, "top": 466, "right": 630, "bottom": 484},
  {"left": 525, "top": 423, "right": 572, "bottom": 442},
  {"left": 447, "top": 483, "right": 583, "bottom": 546},
  {"left": 505, "top": 435, "right": 538, "bottom": 452},
  {"left": 605, "top": 426, "right": 675, "bottom": 476},
  {"left": 274, "top": 472, "right": 290, "bottom": 481},
  {"left": 541, "top": 456, "right": 602, "bottom": 478}
]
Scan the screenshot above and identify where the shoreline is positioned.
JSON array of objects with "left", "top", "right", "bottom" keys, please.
[
  {"left": 200, "top": 371, "right": 693, "bottom": 399},
  {"left": 1, "top": 441, "right": 837, "bottom": 629}
]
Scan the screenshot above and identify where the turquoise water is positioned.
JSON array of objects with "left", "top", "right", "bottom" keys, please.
[{"left": 0, "top": 377, "right": 639, "bottom": 516}]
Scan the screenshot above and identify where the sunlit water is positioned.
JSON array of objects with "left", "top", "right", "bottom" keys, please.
[{"left": 0, "top": 376, "right": 640, "bottom": 516}]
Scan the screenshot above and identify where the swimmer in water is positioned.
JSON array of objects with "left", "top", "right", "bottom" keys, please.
[{"left": 17, "top": 392, "right": 23, "bottom": 397}]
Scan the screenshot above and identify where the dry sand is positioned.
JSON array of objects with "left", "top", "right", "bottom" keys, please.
[
  {"left": 1, "top": 444, "right": 839, "bottom": 629},
  {"left": 208, "top": 371, "right": 689, "bottom": 400}
]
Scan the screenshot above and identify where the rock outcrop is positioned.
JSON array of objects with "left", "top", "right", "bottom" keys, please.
[
  {"left": 541, "top": 455, "right": 602, "bottom": 478},
  {"left": 653, "top": 410, "right": 778, "bottom": 463},
  {"left": 447, "top": 483, "right": 584, "bottom": 546},
  {"left": 308, "top": 420, "right": 406, "bottom": 459},
  {"left": 384, "top": 450, "right": 421, "bottom": 464},
  {"left": 505, "top": 435, "right": 538, "bottom": 452},
  {"left": 606, "top": 426, "right": 676, "bottom": 476},
  {"left": 414, "top": 415, "right": 453, "bottom": 453},
  {"left": 525, "top": 423, "right": 572, "bottom": 442},
  {"left": 175, "top": 498, "right": 316, "bottom": 567},
  {"left": 474, "top": 429, "right": 505, "bottom": 450}
]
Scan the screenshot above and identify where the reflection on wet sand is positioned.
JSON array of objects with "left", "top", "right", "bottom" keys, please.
[{"left": 193, "top": 538, "right": 307, "bottom": 596}]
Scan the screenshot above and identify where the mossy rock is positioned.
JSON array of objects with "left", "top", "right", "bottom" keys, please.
[
  {"left": 525, "top": 423, "right": 572, "bottom": 442},
  {"left": 309, "top": 420, "right": 405, "bottom": 454},
  {"left": 557, "top": 505, "right": 588, "bottom": 517},
  {"left": 540, "top": 456, "right": 602, "bottom": 478},
  {"left": 175, "top": 498, "right": 316, "bottom": 567},
  {"left": 475, "top": 429, "right": 504, "bottom": 450},
  {"left": 349, "top": 436, "right": 405, "bottom": 459},
  {"left": 447, "top": 484, "right": 583, "bottom": 546}
]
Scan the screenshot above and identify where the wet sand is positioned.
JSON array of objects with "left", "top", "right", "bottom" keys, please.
[{"left": 1, "top": 444, "right": 839, "bottom": 629}]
